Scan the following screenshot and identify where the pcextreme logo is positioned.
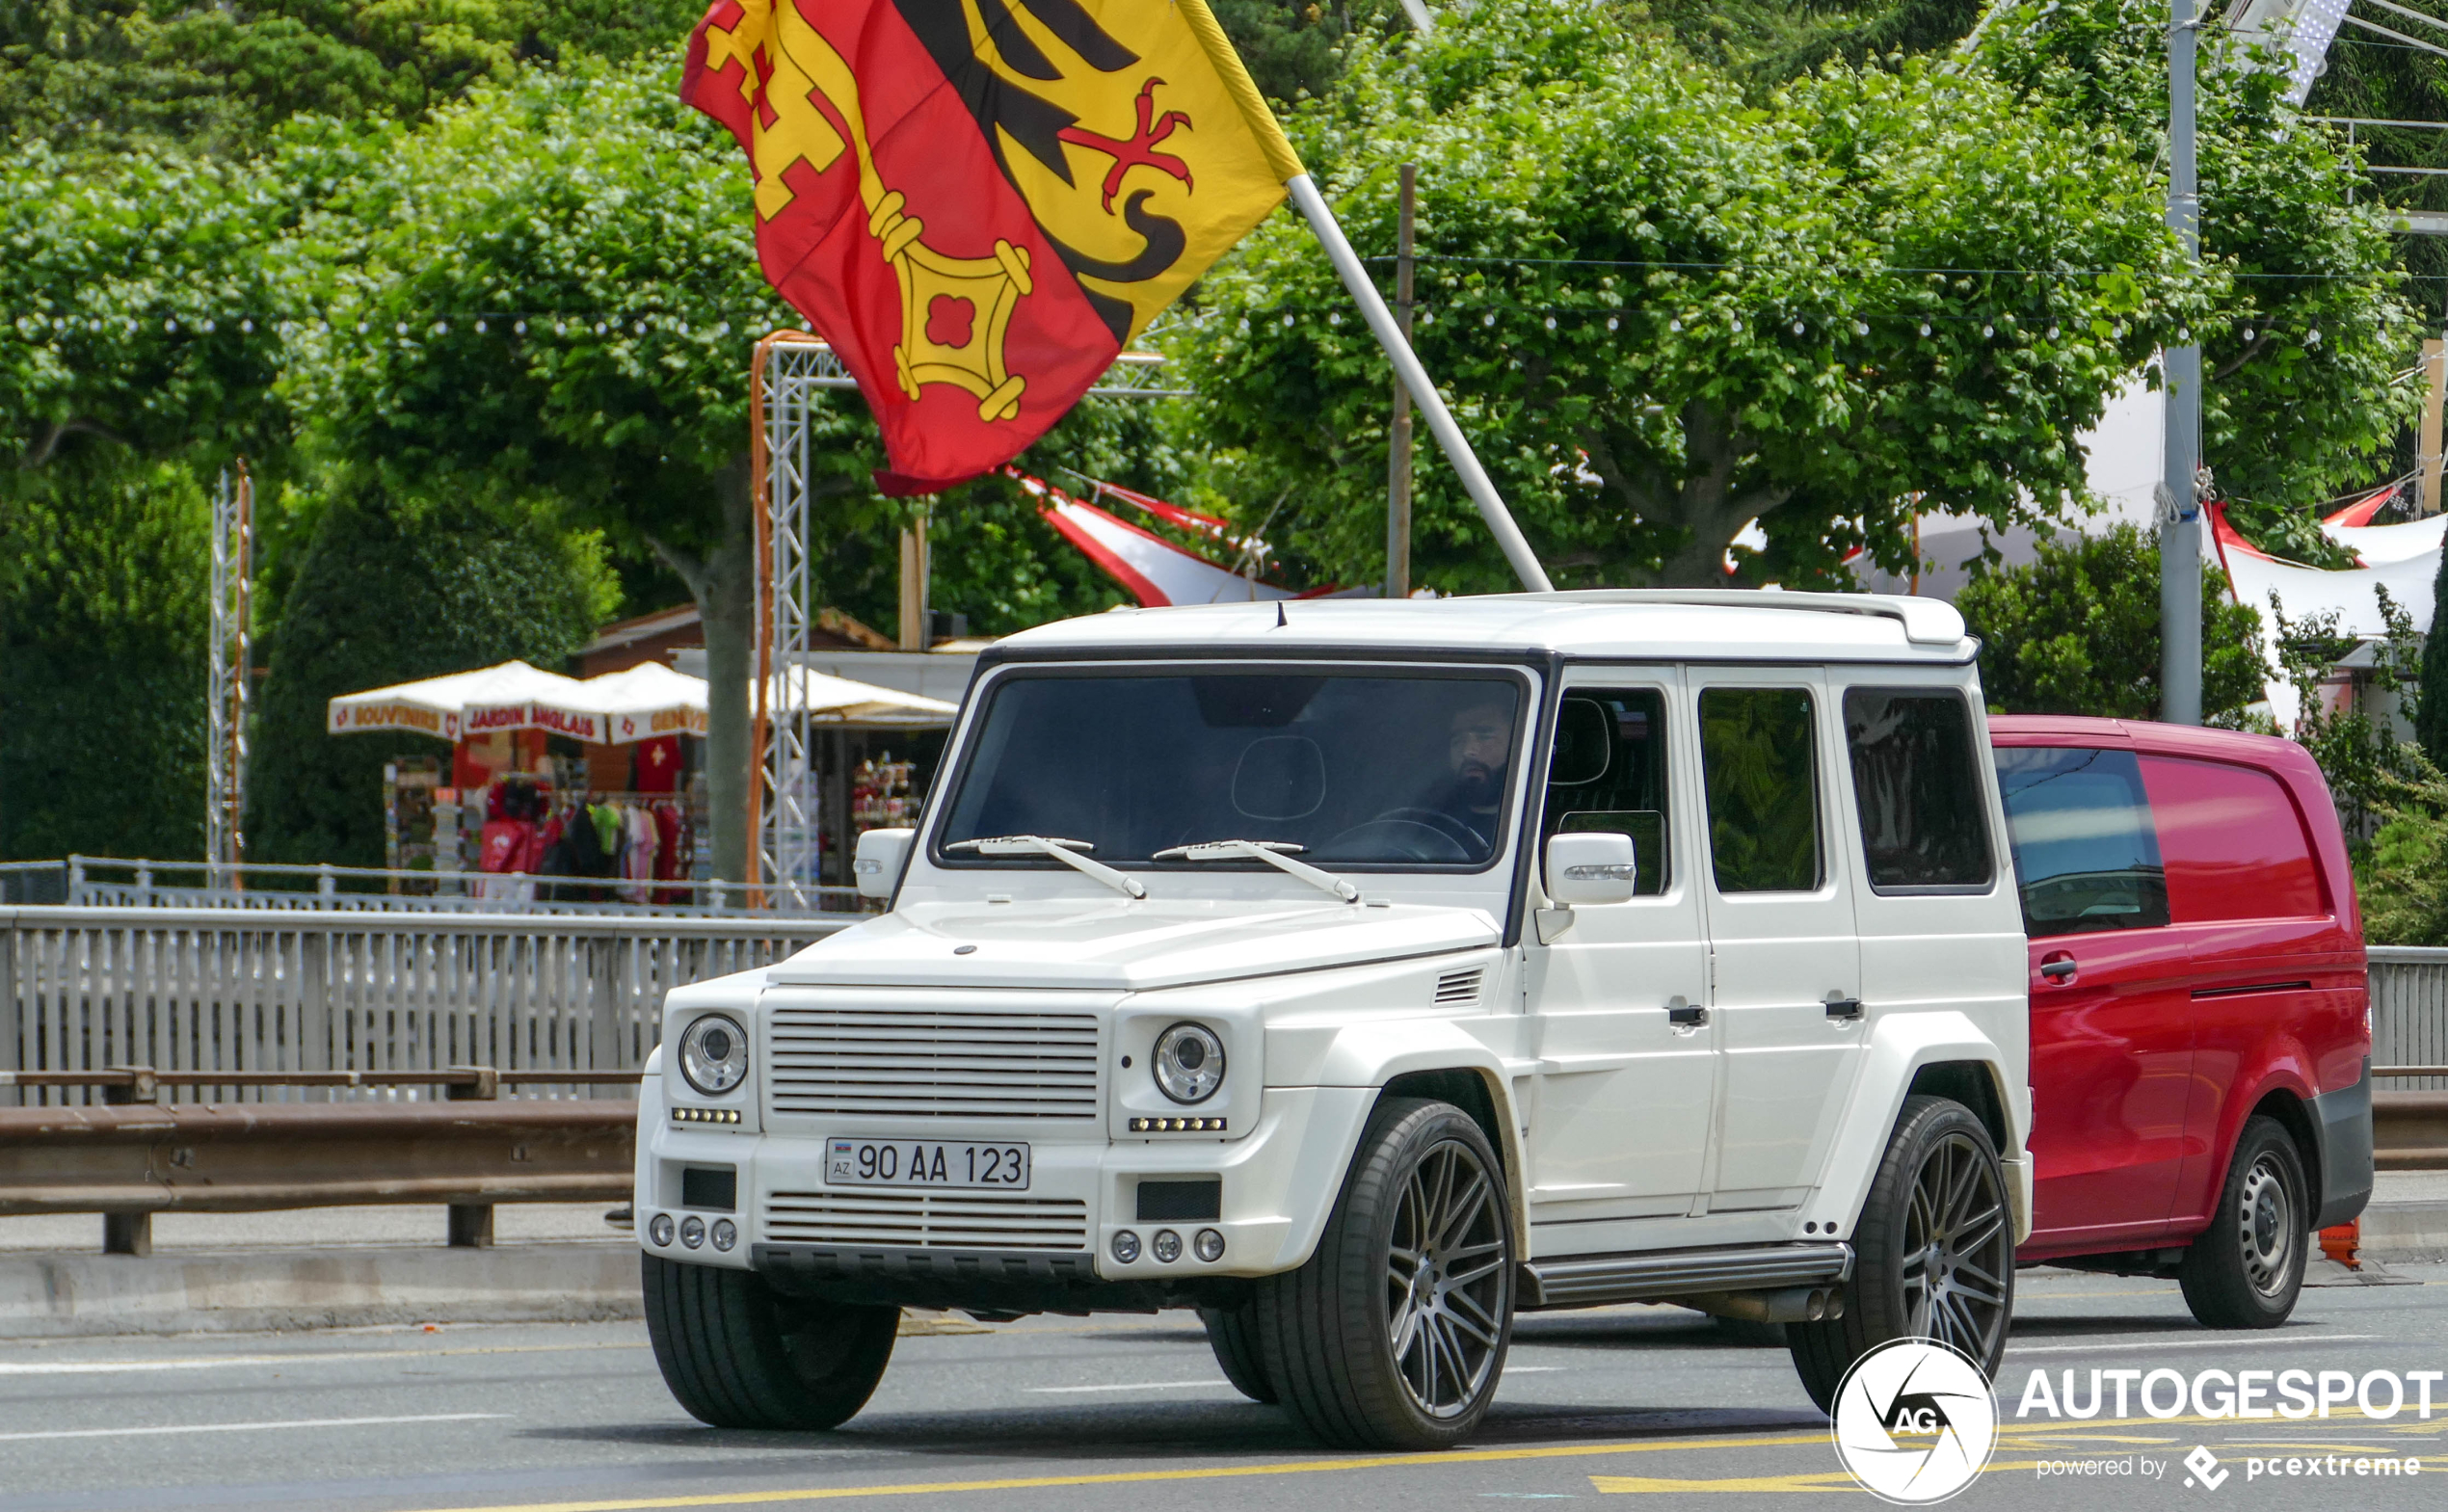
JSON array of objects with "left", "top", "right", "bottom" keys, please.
[{"left": 1832, "top": 1339, "right": 1999, "bottom": 1504}]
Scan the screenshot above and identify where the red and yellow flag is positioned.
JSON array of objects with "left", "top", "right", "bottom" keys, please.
[{"left": 683, "top": 0, "right": 1301, "bottom": 494}]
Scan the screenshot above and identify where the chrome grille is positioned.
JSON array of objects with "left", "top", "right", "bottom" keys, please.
[
  {"left": 1435, "top": 968, "right": 1485, "bottom": 1004},
  {"left": 766, "top": 1189, "right": 1090, "bottom": 1251},
  {"left": 766, "top": 1004, "right": 1101, "bottom": 1120}
]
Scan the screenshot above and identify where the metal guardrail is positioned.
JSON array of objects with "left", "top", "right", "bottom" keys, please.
[
  {"left": 2369, "top": 947, "right": 2448, "bottom": 1091},
  {"left": 0, "top": 1084, "right": 639, "bottom": 1255},
  {"left": 0, "top": 856, "right": 865, "bottom": 917},
  {"left": 2, "top": 904, "right": 849, "bottom": 1107}
]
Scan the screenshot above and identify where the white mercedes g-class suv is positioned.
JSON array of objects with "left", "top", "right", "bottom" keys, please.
[{"left": 635, "top": 590, "right": 2030, "bottom": 1449}]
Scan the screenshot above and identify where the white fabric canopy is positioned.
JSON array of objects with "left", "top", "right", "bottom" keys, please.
[
  {"left": 334, "top": 658, "right": 958, "bottom": 743},
  {"left": 327, "top": 660, "right": 595, "bottom": 742},
  {"left": 2212, "top": 510, "right": 2441, "bottom": 729},
  {"left": 769, "top": 667, "right": 958, "bottom": 727},
  {"left": 584, "top": 661, "right": 710, "bottom": 742}
]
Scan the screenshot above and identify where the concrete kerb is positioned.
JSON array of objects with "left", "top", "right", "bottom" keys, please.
[{"left": 0, "top": 1244, "right": 646, "bottom": 1338}]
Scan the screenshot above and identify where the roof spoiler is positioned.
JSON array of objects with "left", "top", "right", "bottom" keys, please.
[{"left": 1516, "top": 590, "right": 1966, "bottom": 649}]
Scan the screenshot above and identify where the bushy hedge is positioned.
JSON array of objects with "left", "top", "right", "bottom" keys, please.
[{"left": 248, "top": 488, "right": 611, "bottom": 867}]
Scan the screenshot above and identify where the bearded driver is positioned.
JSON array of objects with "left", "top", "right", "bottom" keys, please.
[{"left": 1439, "top": 698, "right": 1513, "bottom": 854}]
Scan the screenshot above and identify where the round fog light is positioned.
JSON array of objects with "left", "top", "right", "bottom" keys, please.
[
  {"left": 680, "top": 1215, "right": 705, "bottom": 1249},
  {"left": 711, "top": 1219, "right": 738, "bottom": 1252},
  {"left": 1152, "top": 1229, "right": 1183, "bottom": 1263},
  {"left": 648, "top": 1212, "right": 675, "bottom": 1247},
  {"left": 1111, "top": 1229, "right": 1142, "bottom": 1263},
  {"left": 1194, "top": 1228, "right": 1225, "bottom": 1263}
]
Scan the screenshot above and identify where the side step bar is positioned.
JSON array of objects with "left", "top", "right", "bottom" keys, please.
[{"left": 1520, "top": 1241, "right": 1852, "bottom": 1310}]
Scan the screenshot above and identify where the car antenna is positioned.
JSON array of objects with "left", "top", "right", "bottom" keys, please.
[{"left": 1275, "top": 600, "right": 1288, "bottom": 628}]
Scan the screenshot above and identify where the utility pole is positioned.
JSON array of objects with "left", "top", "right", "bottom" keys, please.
[
  {"left": 897, "top": 513, "right": 930, "bottom": 650},
  {"left": 1386, "top": 164, "right": 1417, "bottom": 600},
  {"left": 2160, "top": 0, "right": 2203, "bottom": 726},
  {"left": 206, "top": 461, "right": 252, "bottom": 886}
]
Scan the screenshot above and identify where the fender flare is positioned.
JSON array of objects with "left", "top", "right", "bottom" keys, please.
[
  {"left": 1312, "top": 1018, "right": 1530, "bottom": 1264},
  {"left": 1812, "top": 1011, "right": 2027, "bottom": 1243}
]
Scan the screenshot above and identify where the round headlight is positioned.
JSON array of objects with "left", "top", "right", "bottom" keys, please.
[
  {"left": 679, "top": 1014, "right": 749, "bottom": 1096},
  {"left": 1152, "top": 1021, "right": 1225, "bottom": 1104}
]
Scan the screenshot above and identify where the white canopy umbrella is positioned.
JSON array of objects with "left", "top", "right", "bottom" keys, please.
[
  {"left": 578, "top": 662, "right": 710, "bottom": 744},
  {"left": 327, "top": 660, "right": 596, "bottom": 742},
  {"left": 333, "top": 658, "right": 955, "bottom": 742},
  {"left": 769, "top": 666, "right": 959, "bottom": 727}
]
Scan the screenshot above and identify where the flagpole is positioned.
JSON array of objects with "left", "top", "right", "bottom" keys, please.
[{"left": 1285, "top": 175, "right": 1554, "bottom": 593}]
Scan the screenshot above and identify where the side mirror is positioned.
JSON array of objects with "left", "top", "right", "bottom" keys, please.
[
  {"left": 854, "top": 828, "right": 915, "bottom": 900},
  {"left": 1545, "top": 831, "right": 1638, "bottom": 906}
]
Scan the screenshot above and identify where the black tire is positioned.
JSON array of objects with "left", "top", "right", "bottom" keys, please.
[
  {"left": 1252, "top": 1097, "right": 1516, "bottom": 1449},
  {"left": 642, "top": 1253, "right": 899, "bottom": 1429},
  {"left": 1789, "top": 1095, "right": 2014, "bottom": 1414},
  {"left": 2179, "top": 1116, "right": 2309, "bottom": 1329},
  {"left": 1199, "top": 1303, "right": 1277, "bottom": 1403}
]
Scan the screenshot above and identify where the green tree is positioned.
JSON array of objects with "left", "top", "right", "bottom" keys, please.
[
  {"left": 250, "top": 487, "right": 613, "bottom": 867},
  {"left": 1956, "top": 523, "right": 2268, "bottom": 722},
  {"left": 276, "top": 61, "right": 828, "bottom": 885},
  {"left": 1973, "top": 0, "right": 2423, "bottom": 520},
  {"left": 2, "top": 0, "right": 702, "bottom": 156},
  {"left": 1177, "top": 0, "right": 2205, "bottom": 592},
  {"left": 0, "top": 142, "right": 293, "bottom": 475},
  {"left": 275, "top": 60, "right": 1143, "bottom": 880},
  {"left": 0, "top": 454, "right": 212, "bottom": 860}
]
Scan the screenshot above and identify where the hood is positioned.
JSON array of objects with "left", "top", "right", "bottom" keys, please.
[{"left": 762, "top": 898, "right": 1500, "bottom": 992}]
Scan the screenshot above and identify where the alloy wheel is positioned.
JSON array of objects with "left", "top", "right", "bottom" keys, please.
[
  {"left": 1900, "top": 1130, "right": 2011, "bottom": 1362},
  {"left": 2236, "top": 1152, "right": 2297, "bottom": 1298},
  {"left": 1384, "top": 1138, "right": 1510, "bottom": 1416}
]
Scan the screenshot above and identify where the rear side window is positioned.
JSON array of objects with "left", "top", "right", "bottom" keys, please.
[
  {"left": 1843, "top": 689, "right": 1994, "bottom": 892},
  {"left": 1993, "top": 747, "right": 2169, "bottom": 937},
  {"left": 1699, "top": 687, "right": 1823, "bottom": 893},
  {"left": 1541, "top": 688, "right": 1671, "bottom": 895},
  {"left": 2137, "top": 756, "right": 2326, "bottom": 922}
]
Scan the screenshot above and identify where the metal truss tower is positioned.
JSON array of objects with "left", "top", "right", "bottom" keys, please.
[
  {"left": 746, "top": 334, "right": 1184, "bottom": 908},
  {"left": 751, "top": 334, "right": 826, "bottom": 908},
  {"left": 206, "top": 463, "right": 253, "bottom": 883}
]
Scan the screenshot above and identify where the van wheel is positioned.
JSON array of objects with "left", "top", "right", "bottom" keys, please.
[
  {"left": 1254, "top": 1097, "right": 1516, "bottom": 1449},
  {"left": 2180, "top": 1116, "right": 2308, "bottom": 1329},
  {"left": 642, "top": 1253, "right": 898, "bottom": 1429},
  {"left": 1789, "top": 1096, "right": 2014, "bottom": 1414},
  {"left": 1199, "top": 1303, "right": 1277, "bottom": 1403}
]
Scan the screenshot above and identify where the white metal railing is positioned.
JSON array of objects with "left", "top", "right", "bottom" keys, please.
[
  {"left": 2371, "top": 947, "right": 2448, "bottom": 1091},
  {"left": 0, "top": 904, "right": 850, "bottom": 1105},
  {"left": 0, "top": 856, "right": 867, "bottom": 916}
]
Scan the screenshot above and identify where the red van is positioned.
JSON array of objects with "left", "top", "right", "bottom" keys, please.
[{"left": 1989, "top": 716, "right": 2371, "bottom": 1327}]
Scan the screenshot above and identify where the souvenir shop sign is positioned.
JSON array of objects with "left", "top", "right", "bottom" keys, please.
[{"left": 332, "top": 700, "right": 463, "bottom": 740}]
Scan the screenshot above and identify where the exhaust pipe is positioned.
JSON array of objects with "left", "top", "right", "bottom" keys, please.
[{"left": 1680, "top": 1286, "right": 1846, "bottom": 1324}]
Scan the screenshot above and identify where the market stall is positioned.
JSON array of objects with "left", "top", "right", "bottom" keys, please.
[{"left": 328, "top": 659, "right": 958, "bottom": 902}]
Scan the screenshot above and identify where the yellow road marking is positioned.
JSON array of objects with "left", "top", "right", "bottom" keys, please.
[
  {"left": 1593, "top": 1462, "right": 2050, "bottom": 1494},
  {"left": 406, "top": 1432, "right": 1838, "bottom": 1512}
]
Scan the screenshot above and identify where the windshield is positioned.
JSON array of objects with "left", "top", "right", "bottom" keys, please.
[{"left": 937, "top": 670, "right": 1528, "bottom": 868}]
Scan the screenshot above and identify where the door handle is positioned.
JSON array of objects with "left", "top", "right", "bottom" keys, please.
[
  {"left": 1823, "top": 996, "right": 1864, "bottom": 1020},
  {"left": 2039, "top": 954, "right": 2077, "bottom": 982},
  {"left": 1667, "top": 999, "right": 1706, "bottom": 1027}
]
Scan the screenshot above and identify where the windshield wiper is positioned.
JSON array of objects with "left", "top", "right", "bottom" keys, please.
[
  {"left": 943, "top": 835, "right": 1147, "bottom": 899},
  {"left": 1153, "top": 839, "right": 1358, "bottom": 903}
]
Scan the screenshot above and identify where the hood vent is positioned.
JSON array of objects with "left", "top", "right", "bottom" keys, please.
[{"left": 1434, "top": 968, "right": 1485, "bottom": 1005}]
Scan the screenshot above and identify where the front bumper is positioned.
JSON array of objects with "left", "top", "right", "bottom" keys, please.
[{"left": 636, "top": 1078, "right": 1376, "bottom": 1298}]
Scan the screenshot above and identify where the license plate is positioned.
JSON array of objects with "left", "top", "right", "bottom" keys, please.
[{"left": 826, "top": 1137, "right": 1030, "bottom": 1189}]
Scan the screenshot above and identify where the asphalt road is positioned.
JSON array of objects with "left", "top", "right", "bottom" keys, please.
[{"left": 5, "top": 1264, "right": 2448, "bottom": 1511}]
